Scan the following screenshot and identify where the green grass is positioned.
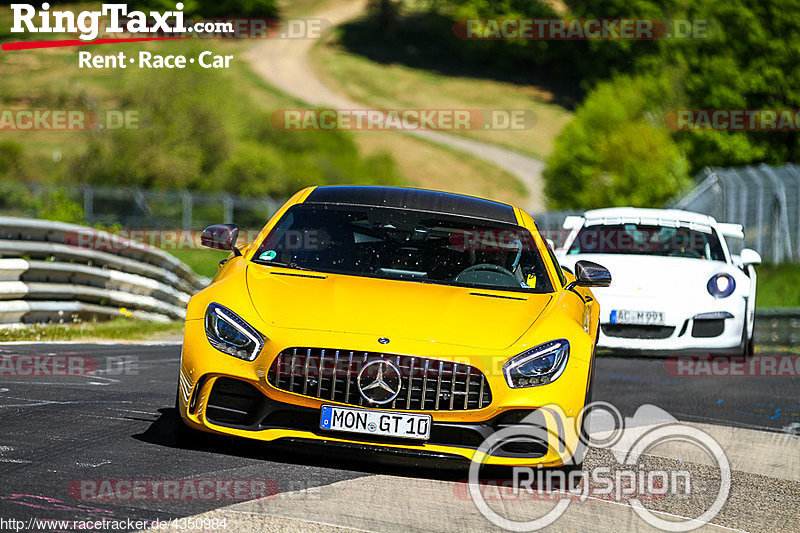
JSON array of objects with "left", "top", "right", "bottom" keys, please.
[
  {"left": 311, "top": 17, "right": 574, "bottom": 160},
  {"left": 167, "top": 249, "right": 230, "bottom": 279},
  {"left": 0, "top": 318, "right": 184, "bottom": 342},
  {"left": 755, "top": 264, "right": 800, "bottom": 309}
]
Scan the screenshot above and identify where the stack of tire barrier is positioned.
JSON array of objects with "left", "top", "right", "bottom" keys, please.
[{"left": 0, "top": 217, "right": 209, "bottom": 325}]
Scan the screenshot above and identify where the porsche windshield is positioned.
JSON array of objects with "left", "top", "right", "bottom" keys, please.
[
  {"left": 252, "top": 204, "right": 554, "bottom": 293},
  {"left": 567, "top": 223, "right": 726, "bottom": 260}
]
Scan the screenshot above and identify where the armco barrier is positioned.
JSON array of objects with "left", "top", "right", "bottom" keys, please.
[
  {"left": 0, "top": 217, "right": 210, "bottom": 325},
  {"left": 755, "top": 308, "right": 800, "bottom": 347}
]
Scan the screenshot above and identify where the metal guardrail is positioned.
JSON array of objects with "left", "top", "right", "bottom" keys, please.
[
  {"left": 0, "top": 217, "right": 209, "bottom": 325},
  {"left": 754, "top": 308, "right": 800, "bottom": 347}
]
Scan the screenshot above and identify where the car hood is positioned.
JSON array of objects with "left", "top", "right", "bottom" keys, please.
[
  {"left": 560, "top": 254, "right": 733, "bottom": 298},
  {"left": 246, "top": 265, "right": 552, "bottom": 350}
]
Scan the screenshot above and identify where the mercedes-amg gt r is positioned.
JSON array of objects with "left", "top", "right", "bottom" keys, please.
[{"left": 176, "top": 186, "right": 610, "bottom": 468}]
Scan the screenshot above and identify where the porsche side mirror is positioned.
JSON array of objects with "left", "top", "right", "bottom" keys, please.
[
  {"left": 739, "top": 248, "right": 762, "bottom": 266},
  {"left": 201, "top": 224, "right": 241, "bottom": 256},
  {"left": 572, "top": 260, "right": 611, "bottom": 288}
]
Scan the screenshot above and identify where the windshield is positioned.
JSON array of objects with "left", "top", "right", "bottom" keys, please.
[
  {"left": 567, "top": 223, "right": 726, "bottom": 261},
  {"left": 251, "top": 204, "right": 554, "bottom": 293}
]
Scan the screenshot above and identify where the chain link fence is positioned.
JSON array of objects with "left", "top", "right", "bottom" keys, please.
[
  {"left": 5, "top": 166, "right": 799, "bottom": 263},
  {"left": 673, "top": 164, "right": 800, "bottom": 263},
  {"left": 0, "top": 182, "right": 282, "bottom": 230}
]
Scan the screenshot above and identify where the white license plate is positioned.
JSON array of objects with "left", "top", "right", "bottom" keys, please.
[
  {"left": 320, "top": 405, "right": 431, "bottom": 440},
  {"left": 611, "top": 309, "right": 665, "bottom": 325}
]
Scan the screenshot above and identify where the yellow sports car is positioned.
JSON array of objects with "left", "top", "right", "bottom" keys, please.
[{"left": 176, "top": 186, "right": 610, "bottom": 468}]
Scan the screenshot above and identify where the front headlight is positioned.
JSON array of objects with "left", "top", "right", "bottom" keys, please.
[
  {"left": 204, "top": 303, "right": 265, "bottom": 361},
  {"left": 503, "top": 340, "right": 569, "bottom": 388},
  {"left": 707, "top": 273, "right": 735, "bottom": 298}
]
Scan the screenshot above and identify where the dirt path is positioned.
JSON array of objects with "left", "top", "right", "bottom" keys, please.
[{"left": 244, "top": 1, "right": 547, "bottom": 212}]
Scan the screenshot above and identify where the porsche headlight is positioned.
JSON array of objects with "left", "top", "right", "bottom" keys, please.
[
  {"left": 204, "top": 303, "right": 265, "bottom": 361},
  {"left": 503, "top": 339, "right": 569, "bottom": 388},
  {"left": 707, "top": 273, "right": 735, "bottom": 298}
]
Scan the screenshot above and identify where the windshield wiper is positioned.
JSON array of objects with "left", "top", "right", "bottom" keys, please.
[{"left": 252, "top": 260, "right": 313, "bottom": 271}]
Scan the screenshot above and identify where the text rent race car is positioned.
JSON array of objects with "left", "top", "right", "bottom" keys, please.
[
  {"left": 557, "top": 207, "right": 762, "bottom": 355},
  {"left": 176, "top": 186, "right": 611, "bottom": 468}
]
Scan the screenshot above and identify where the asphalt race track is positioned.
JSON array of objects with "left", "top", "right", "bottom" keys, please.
[{"left": 0, "top": 343, "right": 798, "bottom": 532}]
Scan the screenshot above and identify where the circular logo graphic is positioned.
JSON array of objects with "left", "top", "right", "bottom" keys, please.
[
  {"left": 467, "top": 403, "right": 731, "bottom": 532},
  {"left": 378, "top": 337, "right": 390, "bottom": 345},
  {"left": 357, "top": 360, "right": 402, "bottom": 404}
]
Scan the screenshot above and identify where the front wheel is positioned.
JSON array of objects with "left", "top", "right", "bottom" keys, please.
[
  {"left": 739, "top": 321, "right": 755, "bottom": 357},
  {"left": 173, "top": 389, "right": 207, "bottom": 448}
]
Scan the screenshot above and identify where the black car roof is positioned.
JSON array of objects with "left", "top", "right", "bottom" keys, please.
[{"left": 304, "top": 186, "right": 518, "bottom": 224}]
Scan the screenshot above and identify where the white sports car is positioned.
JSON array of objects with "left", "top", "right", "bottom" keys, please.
[{"left": 557, "top": 208, "right": 762, "bottom": 355}]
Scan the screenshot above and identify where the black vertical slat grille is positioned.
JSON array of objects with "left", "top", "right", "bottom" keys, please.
[{"left": 267, "top": 348, "right": 492, "bottom": 411}]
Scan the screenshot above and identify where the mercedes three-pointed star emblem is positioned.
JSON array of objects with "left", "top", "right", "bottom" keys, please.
[{"left": 357, "top": 360, "right": 402, "bottom": 404}]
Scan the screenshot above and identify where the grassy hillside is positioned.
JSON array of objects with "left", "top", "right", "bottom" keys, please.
[
  {"left": 311, "top": 11, "right": 574, "bottom": 160},
  {"left": 0, "top": 2, "right": 526, "bottom": 220}
]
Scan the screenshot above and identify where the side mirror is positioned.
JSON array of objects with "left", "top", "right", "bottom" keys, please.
[
  {"left": 739, "top": 248, "right": 761, "bottom": 266},
  {"left": 573, "top": 260, "right": 611, "bottom": 288},
  {"left": 201, "top": 224, "right": 240, "bottom": 255}
]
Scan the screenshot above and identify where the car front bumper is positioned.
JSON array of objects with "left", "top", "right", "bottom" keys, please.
[
  {"left": 177, "top": 318, "right": 592, "bottom": 468},
  {"left": 595, "top": 293, "right": 747, "bottom": 353}
]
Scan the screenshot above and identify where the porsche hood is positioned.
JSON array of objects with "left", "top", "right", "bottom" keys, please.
[{"left": 245, "top": 265, "right": 552, "bottom": 350}]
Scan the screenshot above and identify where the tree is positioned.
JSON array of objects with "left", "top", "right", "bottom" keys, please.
[{"left": 544, "top": 73, "right": 690, "bottom": 209}]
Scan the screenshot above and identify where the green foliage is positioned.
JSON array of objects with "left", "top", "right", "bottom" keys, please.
[
  {"left": 755, "top": 263, "right": 800, "bottom": 308},
  {"left": 0, "top": 139, "right": 32, "bottom": 180},
  {"left": 36, "top": 188, "right": 84, "bottom": 223},
  {"left": 0, "top": 317, "right": 184, "bottom": 342},
  {"left": 367, "top": 0, "right": 404, "bottom": 32},
  {"left": 71, "top": 51, "right": 402, "bottom": 198},
  {"left": 436, "top": 0, "right": 800, "bottom": 208},
  {"left": 544, "top": 73, "right": 690, "bottom": 208},
  {"left": 144, "top": 0, "right": 278, "bottom": 18},
  {"left": 74, "top": 64, "right": 233, "bottom": 190}
]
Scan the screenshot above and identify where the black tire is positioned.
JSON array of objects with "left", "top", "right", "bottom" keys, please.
[
  {"left": 560, "top": 332, "right": 597, "bottom": 473},
  {"left": 740, "top": 319, "right": 755, "bottom": 357},
  {"left": 173, "top": 388, "right": 206, "bottom": 448},
  {"left": 745, "top": 315, "right": 756, "bottom": 356}
]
